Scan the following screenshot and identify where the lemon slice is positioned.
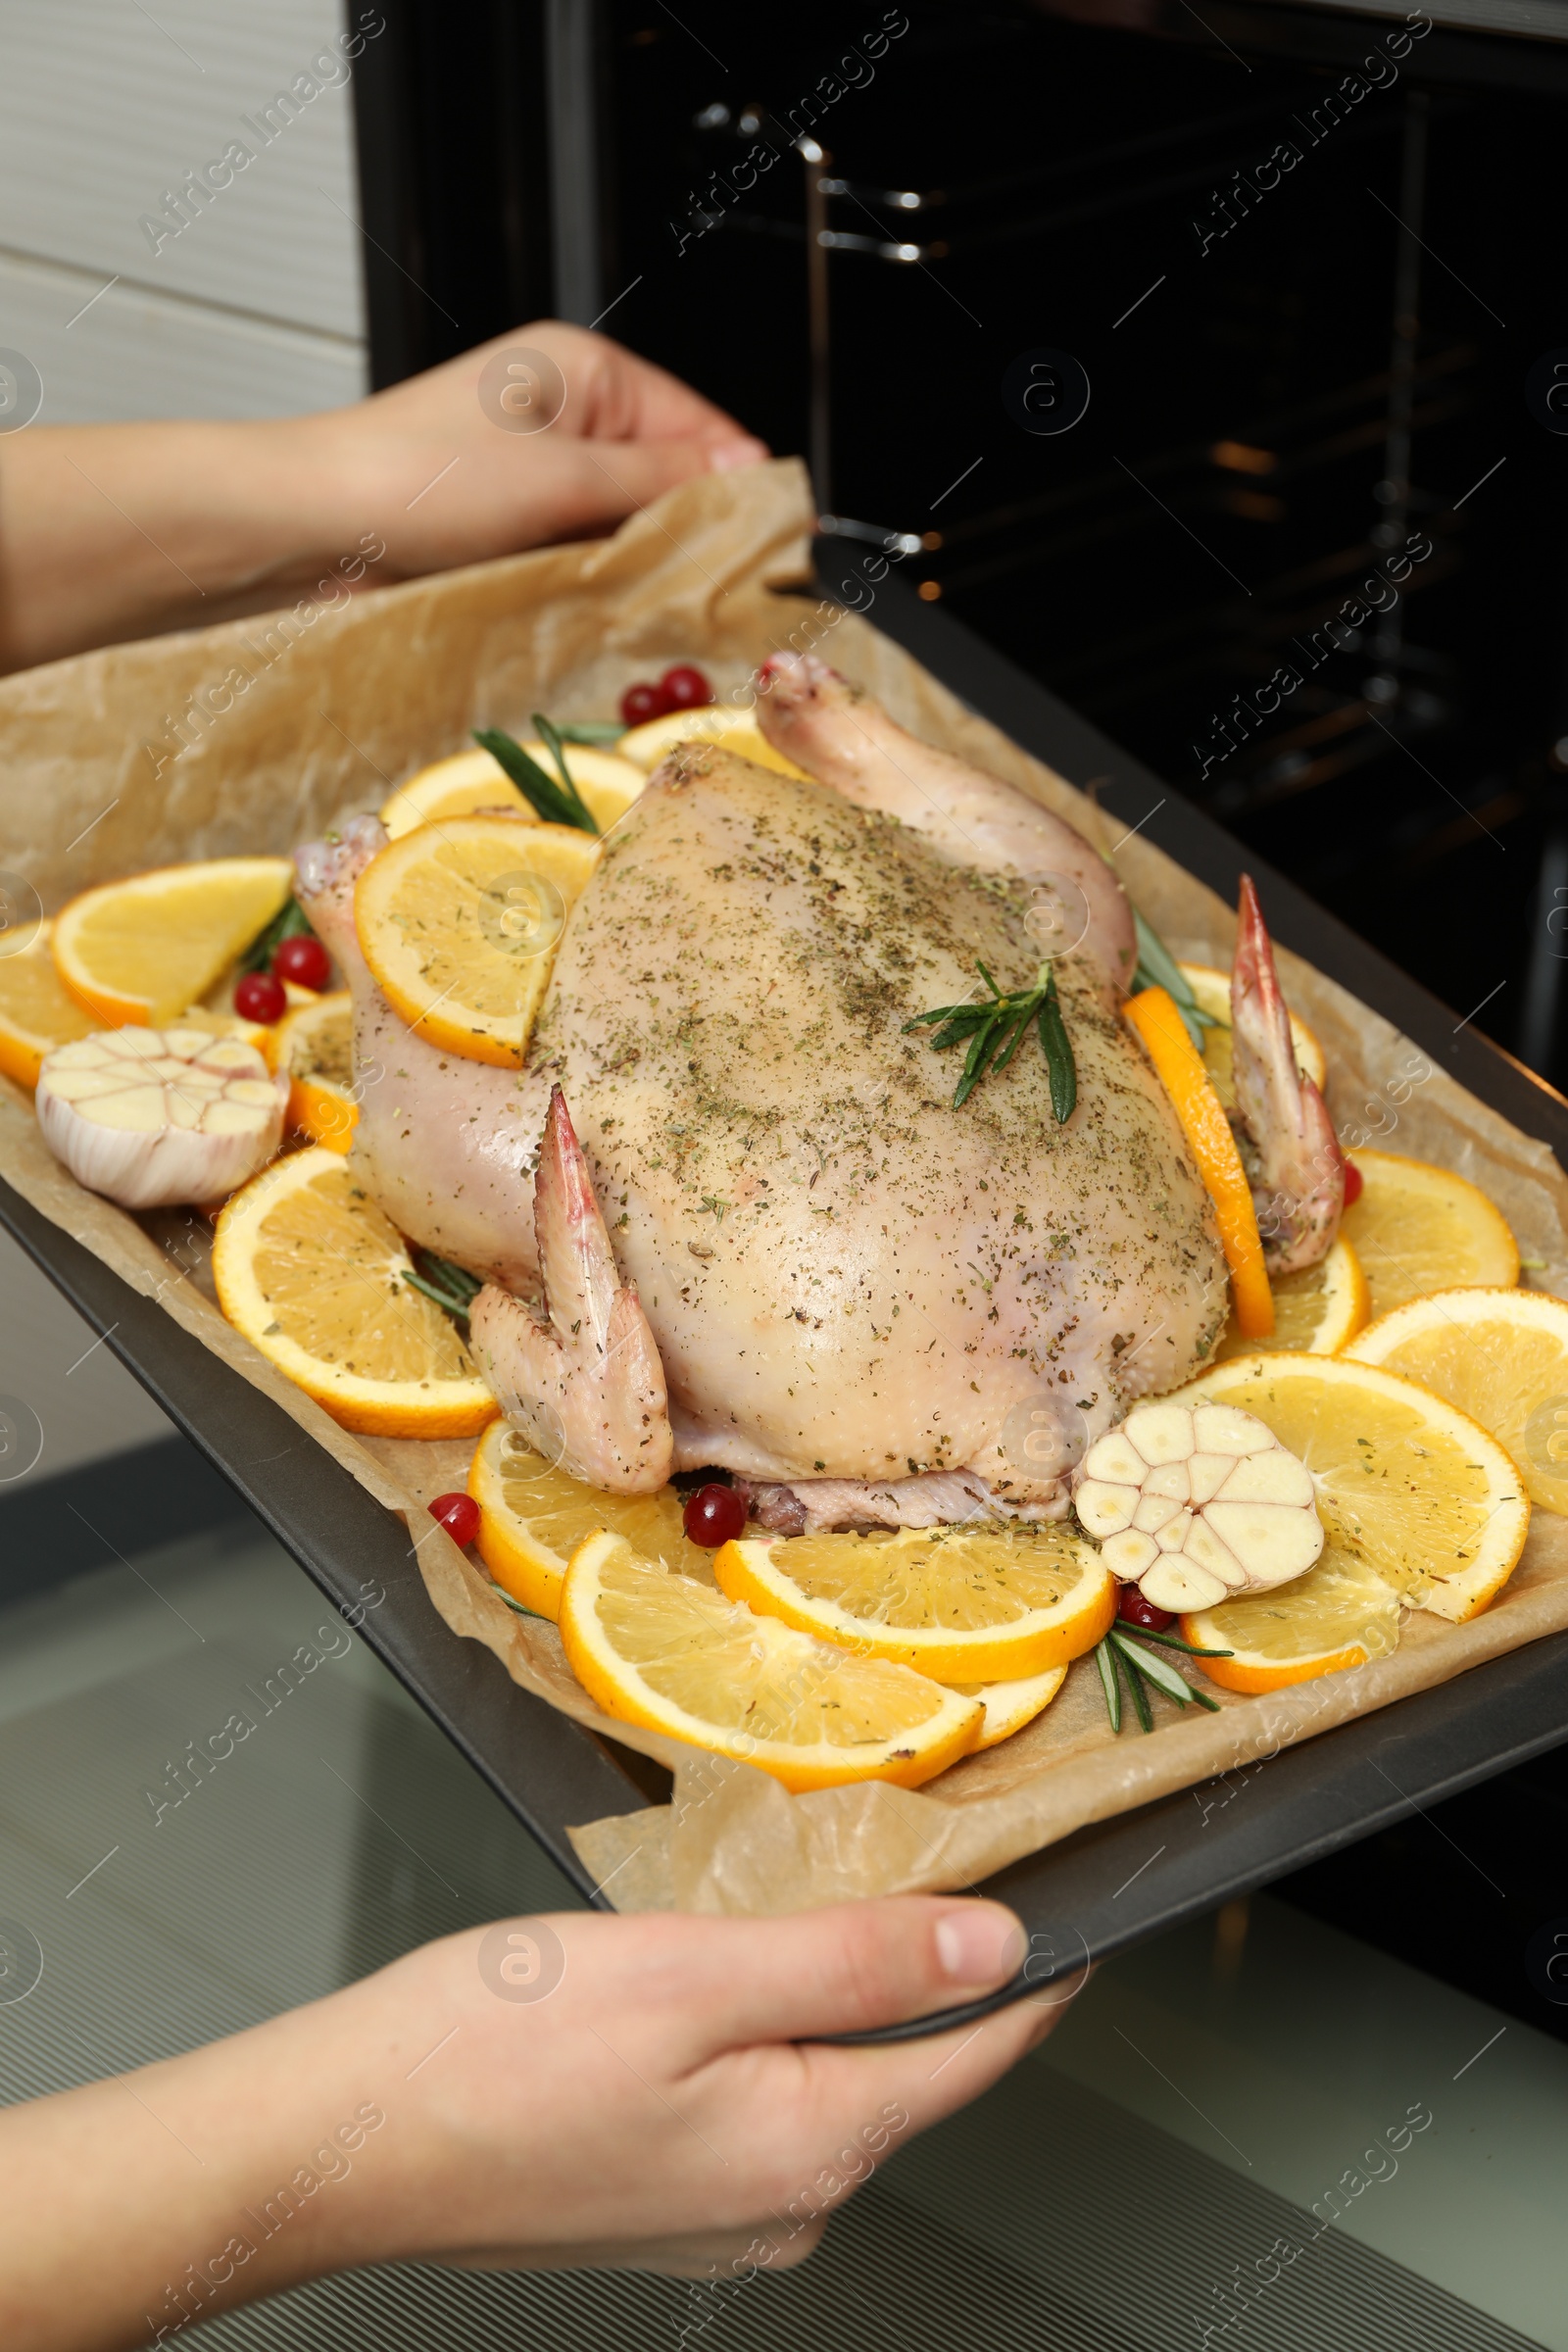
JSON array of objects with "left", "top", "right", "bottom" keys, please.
[
  {"left": 944, "top": 1665, "right": 1068, "bottom": 1748},
  {"left": 1174, "top": 1351, "right": 1528, "bottom": 1622},
  {"left": 467, "top": 1420, "right": 716, "bottom": 1618},
  {"left": 712, "top": 1524, "right": 1115, "bottom": 1682},
  {"left": 379, "top": 744, "right": 644, "bottom": 841},
  {"left": 1342, "top": 1149, "right": 1518, "bottom": 1318},
  {"left": 213, "top": 1145, "right": 497, "bottom": 1436},
  {"left": 1347, "top": 1286, "right": 1568, "bottom": 1517},
  {"left": 270, "top": 991, "right": 356, "bottom": 1151},
  {"left": 52, "top": 858, "right": 293, "bottom": 1026},
  {"left": 0, "top": 921, "right": 98, "bottom": 1086},
  {"left": 354, "top": 814, "right": 598, "bottom": 1067},
  {"left": 617, "top": 704, "right": 810, "bottom": 779},
  {"left": 1212, "top": 1237, "right": 1369, "bottom": 1362},
  {"left": 560, "top": 1531, "right": 982, "bottom": 1790},
  {"left": 1178, "top": 960, "right": 1325, "bottom": 1103},
  {"left": 1180, "top": 1545, "right": 1401, "bottom": 1692}
]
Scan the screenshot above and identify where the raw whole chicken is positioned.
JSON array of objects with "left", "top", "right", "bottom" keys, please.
[{"left": 296, "top": 654, "right": 1337, "bottom": 1523}]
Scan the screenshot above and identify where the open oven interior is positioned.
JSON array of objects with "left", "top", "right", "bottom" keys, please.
[{"left": 356, "top": 0, "right": 1568, "bottom": 1088}]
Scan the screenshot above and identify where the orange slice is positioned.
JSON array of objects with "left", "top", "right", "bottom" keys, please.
[
  {"left": 1211, "top": 1236, "right": 1369, "bottom": 1362},
  {"left": 466, "top": 1418, "right": 715, "bottom": 1619},
  {"left": 1342, "top": 1149, "right": 1519, "bottom": 1319},
  {"left": 0, "top": 921, "right": 98, "bottom": 1086},
  {"left": 560, "top": 1531, "right": 982, "bottom": 1791},
  {"left": 712, "top": 1524, "right": 1115, "bottom": 1682},
  {"left": 52, "top": 858, "right": 293, "bottom": 1026},
  {"left": 354, "top": 814, "right": 598, "bottom": 1067},
  {"left": 213, "top": 1145, "right": 497, "bottom": 1436},
  {"left": 1347, "top": 1285, "right": 1568, "bottom": 1516},
  {"left": 379, "top": 744, "right": 644, "bottom": 841},
  {"left": 944, "top": 1664, "right": 1068, "bottom": 1748},
  {"left": 1181, "top": 1546, "right": 1401, "bottom": 1692},
  {"left": 1125, "top": 983, "right": 1273, "bottom": 1338},
  {"left": 1177, "top": 959, "right": 1325, "bottom": 1103},
  {"left": 617, "top": 702, "right": 810, "bottom": 778},
  {"left": 270, "top": 991, "right": 357, "bottom": 1151},
  {"left": 1173, "top": 1350, "right": 1529, "bottom": 1622}
]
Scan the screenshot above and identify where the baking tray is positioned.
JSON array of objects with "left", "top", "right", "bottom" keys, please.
[{"left": 5, "top": 565, "right": 1567, "bottom": 2043}]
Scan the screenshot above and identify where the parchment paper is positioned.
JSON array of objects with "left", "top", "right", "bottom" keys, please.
[{"left": 5, "top": 457, "right": 1568, "bottom": 1915}]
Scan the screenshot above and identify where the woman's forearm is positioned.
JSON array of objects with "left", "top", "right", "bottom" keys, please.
[
  {"left": 0, "top": 1984, "right": 393, "bottom": 2348},
  {"left": 0, "top": 416, "right": 349, "bottom": 671}
]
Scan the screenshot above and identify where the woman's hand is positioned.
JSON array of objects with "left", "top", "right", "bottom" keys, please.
[
  {"left": 0, "top": 320, "right": 767, "bottom": 672},
  {"left": 307, "top": 319, "right": 768, "bottom": 579},
  {"left": 0, "top": 1897, "right": 1068, "bottom": 2348}
]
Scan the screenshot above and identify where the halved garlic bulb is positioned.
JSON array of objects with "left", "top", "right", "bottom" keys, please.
[
  {"left": 36, "top": 1026, "right": 286, "bottom": 1209},
  {"left": 1074, "top": 1398, "right": 1323, "bottom": 1610}
]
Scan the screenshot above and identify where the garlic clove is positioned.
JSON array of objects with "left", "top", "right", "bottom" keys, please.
[
  {"left": 1123, "top": 1401, "right": 1195, "bottom": 1463},
  {"left": 1186, "top": 1451, "right": 1233, "bottom": 1505},
  {"left": 1102, "top": 1528, "right": 1159, "bottom": 1579},
  {"left": 1153, "top": 1508, "right": 1194, "bottom": 1553},
  {"left": 1143, "top": 1459, "right": 1192, "bottom": 1501},
  {"left": 1193, "top": 1402, "right": 1274, "bottom": 1456},
  {"left": 1133, "top": 1491, "right": 1181, "bottom": 1536},
  {"left": 1206, "top": 1500, "right": 1325, "bottom": 1588},
  {"left": 1075, "top": 1479, "right": 1138, "bottom": 1538},
  {"left": 1186, "top": 1514, "right": 1249, "bottom": 1590},
  {"left": 1218, "top": 1448, "right": 1315, "bottom": 1506},
  {"left": 36, "top": 1026, "right": 286, "bottom": 1209},
  {"left": 1082, "top": 1431, "right": 1146, "bottom": 1487},
  {"left": 1141, "top": 1555, "right": 1229, "bottom": 1611}
]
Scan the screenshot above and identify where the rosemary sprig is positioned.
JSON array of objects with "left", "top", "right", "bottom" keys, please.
[
  {"left": 401, "top": 1250, "right": 484, "bottom": 1325},
  {"left": 905, "top": 960, "right": 1076, "bottom": 1118},
  {"left": 472, "top": 725, "right": 598, "bottom": 835},
  {"left": 240, "top": 896, "right": 316, "bottom": 973},
  {"left": 1094, "top": 1624, "right": 1226, "bottom": 1733},
  {"left": 1132, "top": 908, "right": 1219, "bottom": 1052},
  {"left": 1114, "top": 1620, "right": 1233, "bottom": 1659}
]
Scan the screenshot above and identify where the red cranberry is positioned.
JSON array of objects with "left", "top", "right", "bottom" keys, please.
[
  {"left": 234, "top": 970, "right": 286, "bottom": 1023},
  {"left": 272, "top": 933, "right": 330, "bottom": 992},
  {"left": 1343, "top": 1158, "right": 1364, "bottom": 1206},
  {"left": 429, "top": 1492, "right": 480, "bottom": 1546},
  {"left": 683, "top": 1483, "right": 747, "bottom": 1547},
  {"left": 620, "top": 680, "right": 666, "bottom": 727},
  {"left": 1116, "top": 1582, "right": 1173, "bottom": 1633},
  {"left": 660, "top": 663, "right": 712, "bottom": 710}
]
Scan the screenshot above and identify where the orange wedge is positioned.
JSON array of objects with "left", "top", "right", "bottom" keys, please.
[
  {"left": 52, "top": 858, "right": 293, "bottom": 1027},
  {"left": 0, "top": 921, "right": 99, "bottom": 1086},
  {"left": 213, "top": 1145, "right": 497, "bottom": 1436},
  {"left": 1125, "top": 983, "right": 1273, "bottom": 1338},
  {"left": 713, "top": 1524, "right": 1114, "bottom": 1682},
  {"left": 560, "top": 1531, "right": 982, "bottom": 1791},
  {"left": 354, "top": 815, "right": 598, "bottom": 1067},
  {"left": 270, "top": 991, "right": 357, "bottom": 1151}
]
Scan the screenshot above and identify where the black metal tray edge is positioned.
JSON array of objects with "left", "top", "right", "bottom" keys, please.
[
  {"left": 3, "top": 570, "right": 1564, "bottom": 2045},
  {"left": 0, "top": 1177, "right": 639, "bottom": 1910}
]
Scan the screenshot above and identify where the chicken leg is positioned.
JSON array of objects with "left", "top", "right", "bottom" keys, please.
[{"left": 755, "top": 652, "right": 1137, "bottom": 995}]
